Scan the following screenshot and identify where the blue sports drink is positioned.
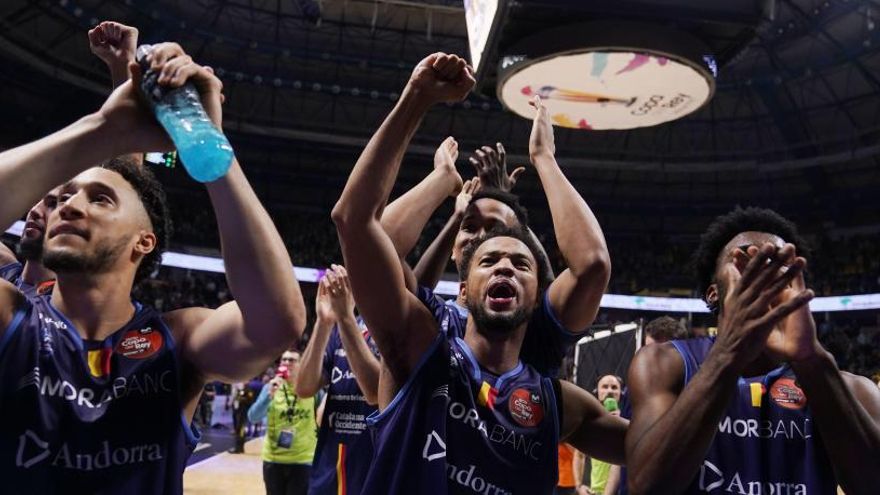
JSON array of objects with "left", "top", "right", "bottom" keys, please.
[{"left": 136, "top": 45, "right": 233, "bottom": 183}]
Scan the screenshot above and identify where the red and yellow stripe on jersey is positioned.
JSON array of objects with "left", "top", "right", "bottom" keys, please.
[{"left": 336, "top": 443, "right": 347, "bottom": 495}]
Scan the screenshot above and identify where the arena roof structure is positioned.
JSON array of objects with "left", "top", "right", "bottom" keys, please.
[{"left": 0, "top": 0, "right": 877, "bottom": 238}]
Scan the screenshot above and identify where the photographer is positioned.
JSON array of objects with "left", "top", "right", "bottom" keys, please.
[{"left": 248, "top": 351, "right": 318, "bottom": 495}]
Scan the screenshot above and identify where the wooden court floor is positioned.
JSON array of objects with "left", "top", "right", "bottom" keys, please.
[{"left": 184, "top": 436, "right": 265, "bottom": 494}]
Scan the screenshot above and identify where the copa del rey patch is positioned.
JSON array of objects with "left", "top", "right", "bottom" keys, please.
[
  {"left": 508, "top": 388, "right": 544, "bottom": 427},
  {"left": 115, "top": 328, "right": 163, "bottom": 360}
]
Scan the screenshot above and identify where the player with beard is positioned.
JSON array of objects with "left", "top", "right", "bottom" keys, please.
[
  {"left": 333, "top": 52, "right": 626, "bottom": 494},
  {"left": 626, "top": 207, "right": 880, "bottom": 494},
  {"left": 0, "top": 191, "right": 59, "bottom": 297},
  {"left": 377, "top": 104, "right": 604, "bottom": 378},
  {"left": 0, "top": 21, "right": 140, "bottom": 297},
  {"left": 0, "top": 43, "right": 305, "bottom": 494}
]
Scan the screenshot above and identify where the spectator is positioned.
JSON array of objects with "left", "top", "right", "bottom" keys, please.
[
  {"left": 588, "top": 375, "right": 624, "bottom": 495},
  {"left": 228, "top": 381, "right": 257, "bottom": 454},
  {"left": 247, "top": 351, "right": 318, "bottom": 495},
  {"left": 557, "top": 443, "right": 582, "bottom": 495}
]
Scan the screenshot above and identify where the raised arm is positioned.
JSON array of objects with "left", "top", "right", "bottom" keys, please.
[
  {"left": 626, "top": 244, "right": 812, "bottom": 494},
  {"left": 527, "top": 96, "right": 609, "bottom": 332},
  {"left": 326, "top": 265, "right": 380, "bottom": 405},
  {"left": 774, "top": 268, "right": 880, "bottom": 494},
  {"left": 792, "top": 357, "right": 880, "bottom": 494},
  {"left": 88, "top": 21, "right": 144, "bottom": 166},
  {"left": 332, "top": 53, "right": 474, "bottom": 399},
  {"left": 294, "top": 280, "right": 336, "bottom": 398},
  {"left": 380, "top": 136, "right": 462, "bottom": 260},
  {"left": 560, "top": 380, "right": 628, "bottom": 466},
  {"left": 0, "top": 44, "right": 183, "bottom": 233},
  {"left": 135, "top": 45, "right": 305, "bottom": 382},
  {"left": 413, "top": 178, "right": 479, "bottom": 288},
  {"left": 88, "top": 21, "right": 139, "bottom": 89},
  {"left": 176, "top": 160, "right": 305, "bottom": 382}
]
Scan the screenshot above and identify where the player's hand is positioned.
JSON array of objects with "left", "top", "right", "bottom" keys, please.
[
  {"left": 434, "top": 136, "right": 463, "bottom": 196},
  {"left": 710, "top": 243, "right": 813, "bottom": 371},
  {"left": 145, "top": 42, "right": 224, "bottom": 127},
  {"left": 407, "top": 52, "right": 475, "bottom": 105},
  {"left": 88, "top": 21, "right": 138, "bottom": 72},
  {"left": 325, "top": 264, "right": 356, "bottom": 319},
  {"left": 469, "top": 142, "right": 525, "bottom": 192},
  {"left": 97, "top": 42, "right": 225, "bottom": 153},
  {"left": 528, "top": 95, "right": 556, "bottom": 163},
  {"left": 764, "top": 265, "right": 822, "bottom": 363},
  {"left": 315, "top": 275, "right": 336, "bottom": 324},
  {"left": 454, "top": 177, "right": 480, "bottom": 216}
]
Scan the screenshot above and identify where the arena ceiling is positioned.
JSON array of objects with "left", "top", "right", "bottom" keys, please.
[{"left": 0, "top": 0, "right": 878, "bottom": 236}]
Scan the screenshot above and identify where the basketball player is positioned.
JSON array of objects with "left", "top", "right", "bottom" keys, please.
[
  {"left": 0, "top": 42, "right": 306, "bottom": 493},
  {"left": 333, "top": 52, "right": 626, "bottom": 494},
  {"left": 295, "top": 265, "right": 380, "bottom": 495},
  {"left": 0, "top": 21, "right": 140, "bottom": 297},
  {"left": 0, "top": 192, "right": 59, "bottom": 297},
  {"left": 377, "top": 102, "right": 608, "bottom": 379},
  {"left": 626, "top": 207, "right": 880, "bottom": 494}
]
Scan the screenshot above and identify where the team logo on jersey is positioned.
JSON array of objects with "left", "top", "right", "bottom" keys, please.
[
  {"left": 508, "top": 388, "right": 544, "bottom": 427},
  {"left": 422, "top": 430, "right": 447, "bottom": 462},
  {"left": 16, "top": 430, "right": 50, "bottom": 468},
  {"left": 115, "top": 327, "right": 163, "bottom": 360},
  {"left": 331, "top": 366, "right": 356, "bottom": 384},
  {"left": 15, "top": 429, "right": 164, "bottom": 471},
  {"left": 769, "top": 378, "right": 806, "bottom": 410}
]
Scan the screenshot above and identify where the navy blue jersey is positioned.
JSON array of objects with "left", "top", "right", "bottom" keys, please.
[
  {"left": 0, "top": 261, "right": 53, "bottom": 298},
  {"left": 418, "top": 286, "right": 581, "bottom": 377},
  {"left": 0, "top": 261, "right": 32, "bottom": 297},
  {"left": 0, "top": 295, "right": 199, "bottom": 494},
  {"left": 0, "top": 261, "right": 22, "bottom": 285},
  {"left": 670, "top": 337, "right": 837, "bottom": 494},
  {"left": 309, "top": 324, "right": 379, "bottom": 495},
  {"left": 362, "top": 299, "right": 560, "bottom": 495}
]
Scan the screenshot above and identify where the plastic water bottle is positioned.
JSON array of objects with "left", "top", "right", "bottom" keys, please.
[{"left": 136, "top": 45, "right": 233, "bottom": 183}]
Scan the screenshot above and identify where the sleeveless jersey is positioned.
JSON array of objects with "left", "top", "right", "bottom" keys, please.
[
  {"left": 1, "top": 261, "right": 32, "bottom": 297},
  {"left": 362, "top": 299, "right": 560, "bottom": 495},
  {"left": 0, "top": 261, "right": 23, "bottom": 286},
  {"left": 309, "top": 324, "right": 379, "bottom": 495},
  {"left": 0, "top": 261, "right": 54, "bottom": 298},
  {"left": 0, "top": 294, "right": 199, "bottom": 494},
  {"left": 670, "top": 337, "right": 838, "bottom": 495},
  {"left": 418, "top": 286, "right": 581, "bottom": 377}
]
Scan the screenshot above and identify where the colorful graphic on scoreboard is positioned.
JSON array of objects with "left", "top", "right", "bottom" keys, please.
[{"left": 500, "top": 51, "right": 713, "bottom": 130}]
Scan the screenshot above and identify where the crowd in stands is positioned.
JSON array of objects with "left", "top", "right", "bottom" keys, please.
[
  {"left": 4, "top": 207, "right": 878, "bottom": 382},
  {"left": 161, "top": 198, "right": 880, "bottom": 298}
]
